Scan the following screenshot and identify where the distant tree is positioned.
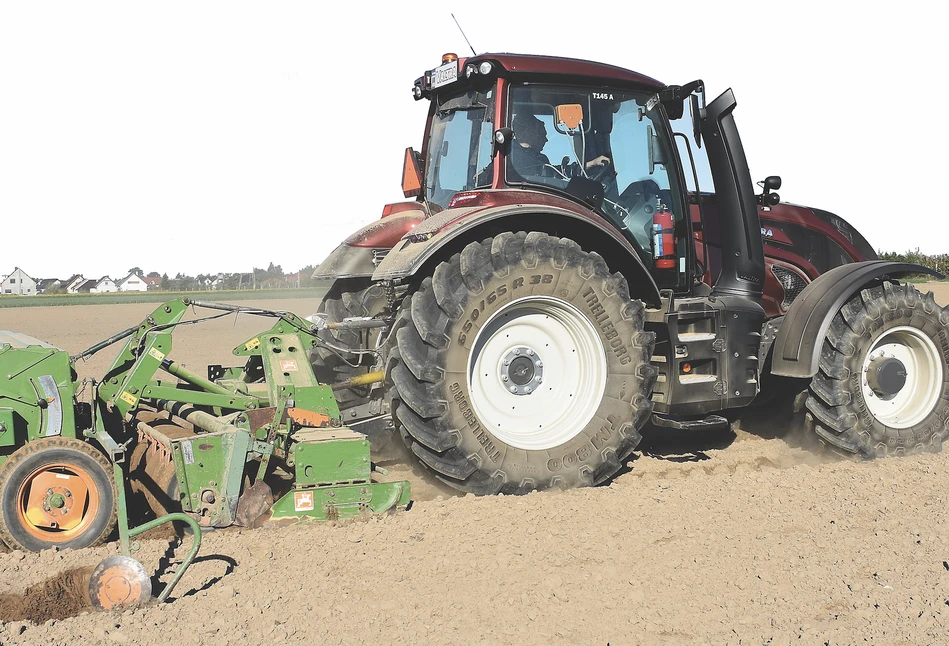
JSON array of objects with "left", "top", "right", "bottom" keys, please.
[
  {"left": 127, "top": 267, "right": 143, "bottom": 276},
  {"left": 299, "top": 264, "right": 318, "bottom": 288},
  {"left": 266, "top": 262, "right": 283, "bottom": 279},
  {"left": 147, "top": 271, "right": 161, "bottom": 278}
]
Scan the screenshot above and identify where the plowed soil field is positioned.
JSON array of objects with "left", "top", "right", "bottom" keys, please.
[{"left": 1, "top": 285, "right": 948, "bottom": 645}]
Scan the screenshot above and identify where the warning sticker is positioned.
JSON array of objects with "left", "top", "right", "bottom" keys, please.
[
  {"left": 280, "top": 360, "right": 299, "bottom": 372},
  {"left": 294, "top": 491, "right": 315, "bottom": 512},
  {"left": 119, "top": 391, "right": 138, "bottom": 407},
  {"left": 244, "top": 338, "right": 261, "bottom": 352},
  {"left": 148, "top": 347, "right": 166, "bottom": 362},
  {"left": 182, "top": 440, "right": 194, "bottom": 465}
]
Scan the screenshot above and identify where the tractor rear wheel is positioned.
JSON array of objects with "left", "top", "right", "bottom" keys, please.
[
  {"left": 0, "top": 437, "right": 117, "bottom": 552},
  {"left": 386, "top": 232, "right": 657, "bottom": 494},
  {"left": 805, "top": 282, "right": 949, "bottom": 456},
  {"left": 309, "top": 280, "right": 389, "bottom": 407}
]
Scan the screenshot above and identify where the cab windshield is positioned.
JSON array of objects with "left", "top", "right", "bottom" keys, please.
[
  {"left": 424, "top": 87, "right": 495, "bottom": 209},
  {"left": 506, "top": 84, "right": 687, "bottom": 276}
]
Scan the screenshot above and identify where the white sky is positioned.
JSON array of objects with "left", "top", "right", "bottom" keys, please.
[{"left": 2, "top": 1, "right": 947, "bottom": 280}]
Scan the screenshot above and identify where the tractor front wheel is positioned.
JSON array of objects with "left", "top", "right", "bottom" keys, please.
[
  {"left": 805, "top": 282, "right": 949, "bottom": 456},
  {"left": 0, "top": 437, "right": 117, "bottom": 552},
  {"left": 386, "top": 232, "right": 657, "bottom": 494}
]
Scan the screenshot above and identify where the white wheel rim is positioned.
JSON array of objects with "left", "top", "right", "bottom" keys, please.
[
  {"left": 861, "top": 325, "right": 943, "bottom": 429},
  {"left": 466, "top": 296, "right": 607, "bottom": 450}
]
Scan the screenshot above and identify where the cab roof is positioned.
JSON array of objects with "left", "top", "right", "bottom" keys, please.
[{"left": 467, "top": 52, "right": 665, "bottom": 89}]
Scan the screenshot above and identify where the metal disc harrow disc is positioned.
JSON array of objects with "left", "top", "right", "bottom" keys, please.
[{"left": 88, "top": 555, "right": 152, "bottom": 611}]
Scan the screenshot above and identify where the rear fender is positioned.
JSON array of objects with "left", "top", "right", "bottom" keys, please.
[
  {"left": 371, "top": 204, "right": 662, "bottom": 306},
  {"left": 769, "top": 261, "right": 944, "bottom": 378}
]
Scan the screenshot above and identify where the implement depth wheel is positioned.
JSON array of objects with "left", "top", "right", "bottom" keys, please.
[
  {"left": 805, "top": 282, "right": 949, "bottom": 456},
  {"left": 387, "top": 232, "right": 657, "bottom": 494},
  {"left": 0, "top": 437, "right": 117, "bottom": 552}
]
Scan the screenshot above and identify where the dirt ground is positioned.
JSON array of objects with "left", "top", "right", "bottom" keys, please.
[{"left": 1, "top": 285, "right": 948, "bottom": 645}]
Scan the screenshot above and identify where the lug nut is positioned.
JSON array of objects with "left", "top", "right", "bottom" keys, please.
[
  {"left": 527, "top": 349, "right": 534, "bottom": 356},
  {"left": 501, "top": 375, "right": 509, "bottom": 382},
  {"left": 513, "top": 349, "right": 520, "bottom": 355},
  {"left": 509, "top": 386, "right": 517, "bottom": 393}
]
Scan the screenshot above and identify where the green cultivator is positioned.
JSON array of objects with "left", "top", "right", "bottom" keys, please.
[{"left": 0, "top": 299, "right": 409, "bottom": 608}]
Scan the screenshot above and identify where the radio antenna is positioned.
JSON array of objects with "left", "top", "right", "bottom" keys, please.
[{"left": 451, "top": 14, "right": 477, "bottom": 56}]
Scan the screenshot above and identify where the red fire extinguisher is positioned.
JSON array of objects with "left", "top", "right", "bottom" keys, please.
[{"left": 652, "top": 204, "right": 676, "bottom": 269}]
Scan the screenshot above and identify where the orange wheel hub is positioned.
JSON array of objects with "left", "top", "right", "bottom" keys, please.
[{"left": 16, "top": 462, "right": 99, "bottom": 542}]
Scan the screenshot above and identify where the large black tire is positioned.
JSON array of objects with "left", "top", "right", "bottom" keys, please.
[
  {"left": 386, "top": 232, "right": 657, "bottom": 494},
  {"left": 805, "top": 282, "right": 949, "bottom": 457},
  {"left": 310, "top": 280, "right": 389, "bottom": 407},
  {"left": 0, "top": 437, "right": 117, "bottom": 552}
]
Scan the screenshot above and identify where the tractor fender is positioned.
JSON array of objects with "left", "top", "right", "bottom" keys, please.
[
  {"left": 769, "top": 261, "right": 944, "bottom": 378},
  {"left": 313, "top": 210, "right": 426, "bottom": 281},
  {"left": 370, "top": 202, "right": 663, "bottom": 306}
]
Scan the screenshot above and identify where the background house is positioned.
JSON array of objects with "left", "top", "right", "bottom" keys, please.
[
  {"left": 117, "top": 273, "right": 147, "bottom": 292},
  {"left": 143, "top": 276, "right": 162, "bottom": 290},
  {"left": 65, "top": 275, "right": 86, "bottom": 294},
  {"left": 90, "top": 277, "right": 118, "bottom": 293},
  {"left": 76, "top": 279, "right": 97, "bottom": 293},
  {"left": 1, "top": 268, "right": 37, "bottom": 295},
  {"left": 36, "top": 278, "right": 63, "bottom": 293}
]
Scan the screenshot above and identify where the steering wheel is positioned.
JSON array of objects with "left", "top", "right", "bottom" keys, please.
[{"left": 587, "top": 159, "right": 612, "bottom": 183}]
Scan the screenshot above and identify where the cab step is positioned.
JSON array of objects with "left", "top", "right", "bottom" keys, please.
[{"left": 650, "top": 414, "right": 730, "bottom": 431}]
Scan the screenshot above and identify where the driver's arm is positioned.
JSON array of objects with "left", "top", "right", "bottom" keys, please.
[{"left": 586, "top": 155, "right": 611, "bottom": 170}]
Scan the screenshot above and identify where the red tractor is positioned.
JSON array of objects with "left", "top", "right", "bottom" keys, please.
[{"left": 312, "top": 53, "right": 948, "bottom": 494}]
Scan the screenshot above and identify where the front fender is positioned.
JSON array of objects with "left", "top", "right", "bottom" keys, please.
[
  {"left": 371, "top": 203, "right": 662, "bottom": 306},
  {"left": 769, "top": 261, "right": 944, "bottom": 378},
  {"left": 313, "top": 211, "right": 425, "bottom": 280}
]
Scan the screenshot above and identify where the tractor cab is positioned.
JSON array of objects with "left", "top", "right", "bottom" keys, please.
[{"left": 408, "top": 53, "right": 696, "bottom": 293}]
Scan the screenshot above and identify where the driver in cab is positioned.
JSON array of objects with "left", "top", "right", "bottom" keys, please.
[
  {"left": 511, "top": 113, "right": 553, "bottom": 177},
  {"left": 512, "top": 112, "right": 612, "bottom": 179}
]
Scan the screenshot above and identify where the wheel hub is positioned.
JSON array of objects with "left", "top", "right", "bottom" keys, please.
[
  {"left": 467, "top": 296, "right": 607, "bottom": 451},
  {"left": 500, "top": 347, "right": 544, "bottom": 394},
  {"left": 22, "top": 470, "right": 88, "bottom": 533},
  {"left": 861, "top": 326, "right": 943, "bottom": 429},
  {"left": 866, "top": 355, "right": 907, "bottom": 396}
]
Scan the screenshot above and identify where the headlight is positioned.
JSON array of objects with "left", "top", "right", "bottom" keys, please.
[
  {"left": 478, "top": 61, "right": 493, "bottom": 75},
  {"left": 465, "top": 64, "right": 477, "bottom": 78}
]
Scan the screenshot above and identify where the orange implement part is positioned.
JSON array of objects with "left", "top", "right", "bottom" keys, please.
[
  {"left": 287, "top": 407, "right": 331, "bottom": 428},
  {"left": 88, "top": 556, "right": 152, "bottom": 610},
  {"left": 17, "top": 463, "right": 98, "bottom": 541}
]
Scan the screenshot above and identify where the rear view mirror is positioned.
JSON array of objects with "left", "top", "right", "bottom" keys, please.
[
  {"left": 647, "top": 125, "right": 666, "bottom": 175},
  {"left": 756, "top": 175, "right": 782, "bottom": 208},
  {"left": 690, "top": 94, "right": 703, "bottom": 149}
]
